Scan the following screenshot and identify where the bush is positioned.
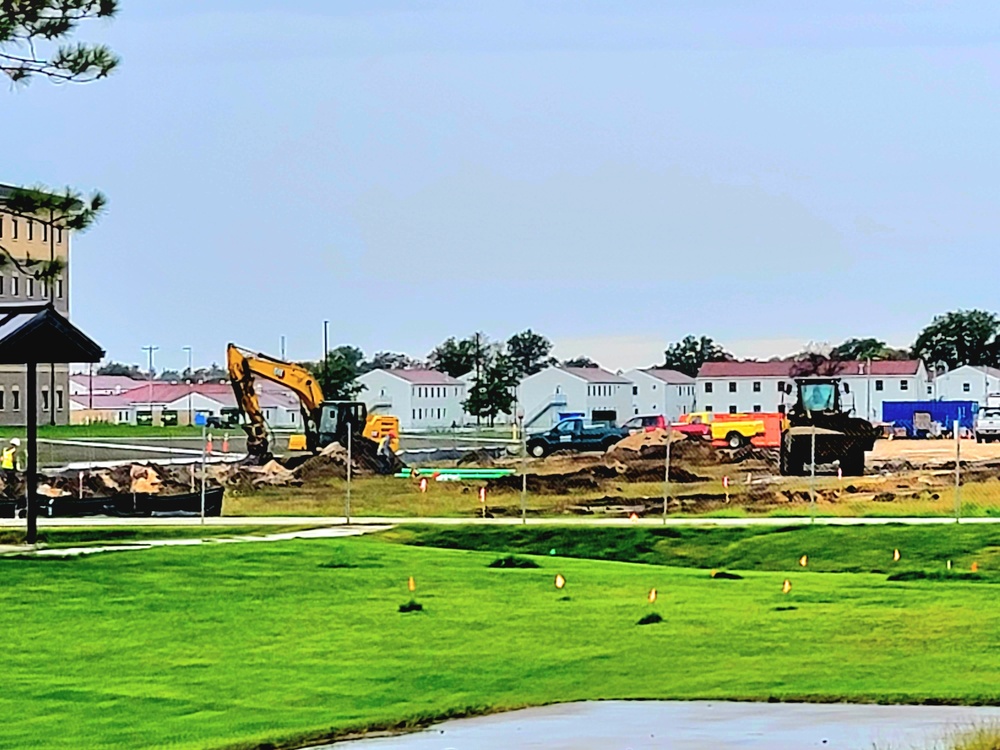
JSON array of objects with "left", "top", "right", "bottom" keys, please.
[{"left": 488, "top": 555, "right": 540, "bottom": 569}]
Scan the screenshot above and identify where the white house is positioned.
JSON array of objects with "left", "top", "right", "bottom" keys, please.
[
  {"left": 357, "top": 368, "right": 466, "bottom": 431},
  {"left": 696, "top": 360, "right": 930, "bottom": 422},
  {"left": 932, "top": 365, "right": 1000, "bottom": 405},
  {"left": 624, "top": 368, "right": 696, "bottom": 420},
  {"left": 518, "top": 366, "right": 633, "bottom": 430}
]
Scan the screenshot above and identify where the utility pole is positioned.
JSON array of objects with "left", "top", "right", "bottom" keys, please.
[
  {"left": 47, "top": 206, "right": 56, "bottom": 426},
  {"left": 323, "top": 321, "right": 329, "bottom": 364},
  {"left": 183, "top": 346, "right": 193, "bottom": 426},
  {"left": 142, "top": 345, "right": 158, "bottom": 419}
]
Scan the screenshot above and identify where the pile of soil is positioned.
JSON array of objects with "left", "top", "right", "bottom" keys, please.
[{"left": 290, "top": 439, "right": 406, "bottom": 483}]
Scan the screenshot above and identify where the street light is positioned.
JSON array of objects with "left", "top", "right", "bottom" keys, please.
[
  {"left": 183, "top": 346, "right": 193, "bottom": 426},
  {"left": 142, "top": 345, "right": 158, "bottom": 420}
]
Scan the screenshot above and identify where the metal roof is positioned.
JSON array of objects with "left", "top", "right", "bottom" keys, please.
[
  {"left": 698, "top": 359, "right": 923, "bottom": 378},
  {"left": 0, "top": 304, "right": 103, "bottom": 364},
  {"left": 560, "top": 366, "right": 632, "bottom": 384}
]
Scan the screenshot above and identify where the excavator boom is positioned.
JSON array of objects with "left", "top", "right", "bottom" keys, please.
[
  {"left": 227, "top": 343, "right": 401, "bottom": 464},
  {"left": 227, "top": 343, "right": 325, "bottom": 460}
]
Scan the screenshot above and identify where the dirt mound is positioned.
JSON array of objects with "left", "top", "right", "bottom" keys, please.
[
  {"left": 720, "top": 445, "right": 780, "bottom": 467},
  {"left": 607, "top": 433, "right": 717, "bottom": 466},
  {"left": 292, "top": 439, "right": 406, "bottom": 482},
  {"left": 457, "top": 449, "right": 496, "bottom": 467},
  {"left": 226, "top": 460, "right": 302, "bottom": 492}
]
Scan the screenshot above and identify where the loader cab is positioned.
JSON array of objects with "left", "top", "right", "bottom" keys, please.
[{"left": 789, "top": 377, "right": 849, "bottom": 415}]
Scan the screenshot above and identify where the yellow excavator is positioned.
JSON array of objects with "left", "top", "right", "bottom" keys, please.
[{"left": 226, "top": 343, "right": 400, "bottom": 465}]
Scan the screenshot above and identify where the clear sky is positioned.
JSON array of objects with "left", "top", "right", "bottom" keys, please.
[{"left": 2, "top": 1, "right": 998, "bottom": 372}]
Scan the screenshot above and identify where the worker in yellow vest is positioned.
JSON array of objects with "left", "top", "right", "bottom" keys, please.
[{"left": 2, "top": 437, "right": 20, "bottom": 490}]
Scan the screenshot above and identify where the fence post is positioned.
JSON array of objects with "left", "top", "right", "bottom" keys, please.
[
  {"left": 663, "top": 424, "right": 672, "bottom": 524},
  {"left": 810, "top": 428, "right": 817, "bottom": 524},
  {"left": 954, "top": 419, "right": 961, "bottom": 522}
]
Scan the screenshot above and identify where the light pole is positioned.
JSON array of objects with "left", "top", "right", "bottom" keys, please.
[
  {"left": 183, "top": 346, "right": 193, "bottom": 426},
  {"left": 142, "top": 345, "right": 158, "bottom": 422},
  {"left": 323, "top": 321, "right": 329, "bottom": 364},
  {"left": 517, "top": 406, "right": 527, "bottom": 525}
]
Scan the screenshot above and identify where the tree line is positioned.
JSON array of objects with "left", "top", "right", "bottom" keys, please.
[{"left": 96, "top": 310, "right": 1000, "bottom": 423}]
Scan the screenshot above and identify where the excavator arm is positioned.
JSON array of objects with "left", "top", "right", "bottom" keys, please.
[{"left": 227, "top": 343, "right": 325, "bottom": 460}]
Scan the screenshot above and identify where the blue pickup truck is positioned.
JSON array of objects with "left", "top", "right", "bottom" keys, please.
[{"left": 526, "top": 418, "right": 628, "bottom": 458}]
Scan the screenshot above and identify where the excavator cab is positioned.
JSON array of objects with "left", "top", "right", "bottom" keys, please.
[{"left": 315, "top": 401, "right": 369, "bottom": 452}]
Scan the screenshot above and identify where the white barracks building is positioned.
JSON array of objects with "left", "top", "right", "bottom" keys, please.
[{"left": 696, "top": 360, "right": 929, "bottom": 422}]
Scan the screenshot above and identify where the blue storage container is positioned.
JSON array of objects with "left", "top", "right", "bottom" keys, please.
[{"left": 881, "top": 401, "right": 979, "bottom": 437}]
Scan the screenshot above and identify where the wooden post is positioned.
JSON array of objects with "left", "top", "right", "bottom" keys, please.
[{"left": 26, "top": 361, "right": 38, "bottom": 545}]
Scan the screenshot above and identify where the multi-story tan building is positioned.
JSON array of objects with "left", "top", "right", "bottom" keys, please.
[{"left": 0, "top": 184, "right": 71, "bottom": 426}]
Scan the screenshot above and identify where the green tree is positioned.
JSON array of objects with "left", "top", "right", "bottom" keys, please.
[
  {"left": 561, "top": 356, "right": 599, "bottom": 368},
  {"left": 96, "top": 361, "right": 141, "bottom": 377},
  {"left": 363, "top": 351, "right": 417, "bottom": 373},
  {"left": 830, "top": 337, "right": 910, "bottom": 361},
  {"left": 465, "top": 353, "right": 518, "bottom": 426},
  {"left": 429, "top": 334, "right": 488, "bottom": 378},
  {"left": 308, "top": 346, "right": 364, "bottom": 401},
  {"left": 662, "top": 335, "right": 730, "bottom": 378},
  {"left": 191, "top": 363, "right": 227, "bottom": 382},
  {"left": 0, "top": 0, "right": 120, "bottom": 85},
  {"left": 157, "top": 369, "right": 182, "bottom": 382},
  {"left": 0, "top": 185, "right": 107, "bottom": 285},
  {"left": 506, "top": 329, "right": 556, "bottom": 379},
  {"left": 912, "top": 310, "right": 1000, "bottom": 370}
]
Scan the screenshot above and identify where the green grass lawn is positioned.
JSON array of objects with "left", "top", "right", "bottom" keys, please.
[
  {"left": 0, "top": 525, "right": 321, "bottom": 548},
  {"left": 0, "top": 424, "right": 208, "bottom": 439},
  {"left": 2, "top": 525, "right": 1000, "bottom": 749}
]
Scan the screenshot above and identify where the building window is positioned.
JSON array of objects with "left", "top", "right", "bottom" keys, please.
[
  {"left": 57, "top": 227, "right": 63, "bottom": 244},
  {"left": 412, "top": 409, "right": 416, "bottom": 420},
  {"left": 0, "top": 388, "right": 5, "bottom": 410},
  {"left": 875, "top": 380, "right": 884, "bottom": 392},
  {"left": 11, "top": 218, "right": 17, "bottom": 239},
  {"left": 927, "top": 386, "right": 932, "bottom": 395},
  {"left": 27, "top": 277, "right": 33, "bottom": 297},
  {"left": 27, "top": 220, "right": 33, "bottom": 241},
  {"left": 11, "top": 276, "right": 17, "bottom": 296},
  {"left": 57, "top": 278, "right": 63, "bottom": 298},
  {"left": 632, "top": 386, "right": 638, "bottom": 396},
  {"left": 41, "top": 388, "right": 49, "bottom": 411},
  {"left": 56, "top": 389, "right": 64, "bottom": 410},
  {"left": 12, "top": 387, "right": 20, "bottom": 411},
  {"left": 753, "top": 381, "right": 761, "bottom": 392},
  {"left": 753, "top": 404, "right": 761, "bottom": 412},
  {"left": 963, "top": 382, "right": 971, "bottom": 392},
  {"left": 0, "top": 215, "right": 3, "bottom": 238},
  {"left": 705, "top": 405, "right": 713, "bottom": 412},
  {"left": 728, "top": 381, "right": 737, "bottom": 393},
  {"left": 41, "top": 223, "right": 47, "bottom": 242},
  {"left": 0, "top": 276, "right": 4, "bottom": 295},
  {"left": 777, "top": 381, "right": 785, "bottom": 392},
  {"left": 778, "top": 404, "right": 786, "bottom": 414},
  {"left": 729, "top": 405, "right": 737, "bottom": 414},
  {"left": 705, "top": 382, "right": 713, "bottom": 393},
  {"left": 900, "top": 380, "right": 908, "bottom": 391}
]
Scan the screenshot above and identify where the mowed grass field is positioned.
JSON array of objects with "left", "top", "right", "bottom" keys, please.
[{"left": 2, "top": 524, "right": 1000, "bottom": 748}]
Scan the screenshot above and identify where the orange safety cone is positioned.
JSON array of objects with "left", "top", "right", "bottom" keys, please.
[
  {"left": 206, "top": 432, "right": 213, "bottom": 455},
  {"left": 222, "top": 433, "right": 229, "bottom": 454}
]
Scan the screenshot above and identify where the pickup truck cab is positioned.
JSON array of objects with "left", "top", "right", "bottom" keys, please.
[
  {"left": 975, "top": 407, "right": 1000, "bottom": 443},
  {"left": 526, "top": 418, "right": 628, "bottom": 458}
]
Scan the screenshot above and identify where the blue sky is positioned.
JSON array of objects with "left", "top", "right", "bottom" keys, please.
[{"left": 2, "top": 1, "right": 998, "bottom": 371}]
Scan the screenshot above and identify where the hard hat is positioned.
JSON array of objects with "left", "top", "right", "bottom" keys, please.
[{"left": 10, "top": 438, "right": 20, "bottom": 446}]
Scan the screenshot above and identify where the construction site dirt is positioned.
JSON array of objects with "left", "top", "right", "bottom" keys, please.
[{"left": 19, "top": 430, "right": 1000, "bottom": 520}]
